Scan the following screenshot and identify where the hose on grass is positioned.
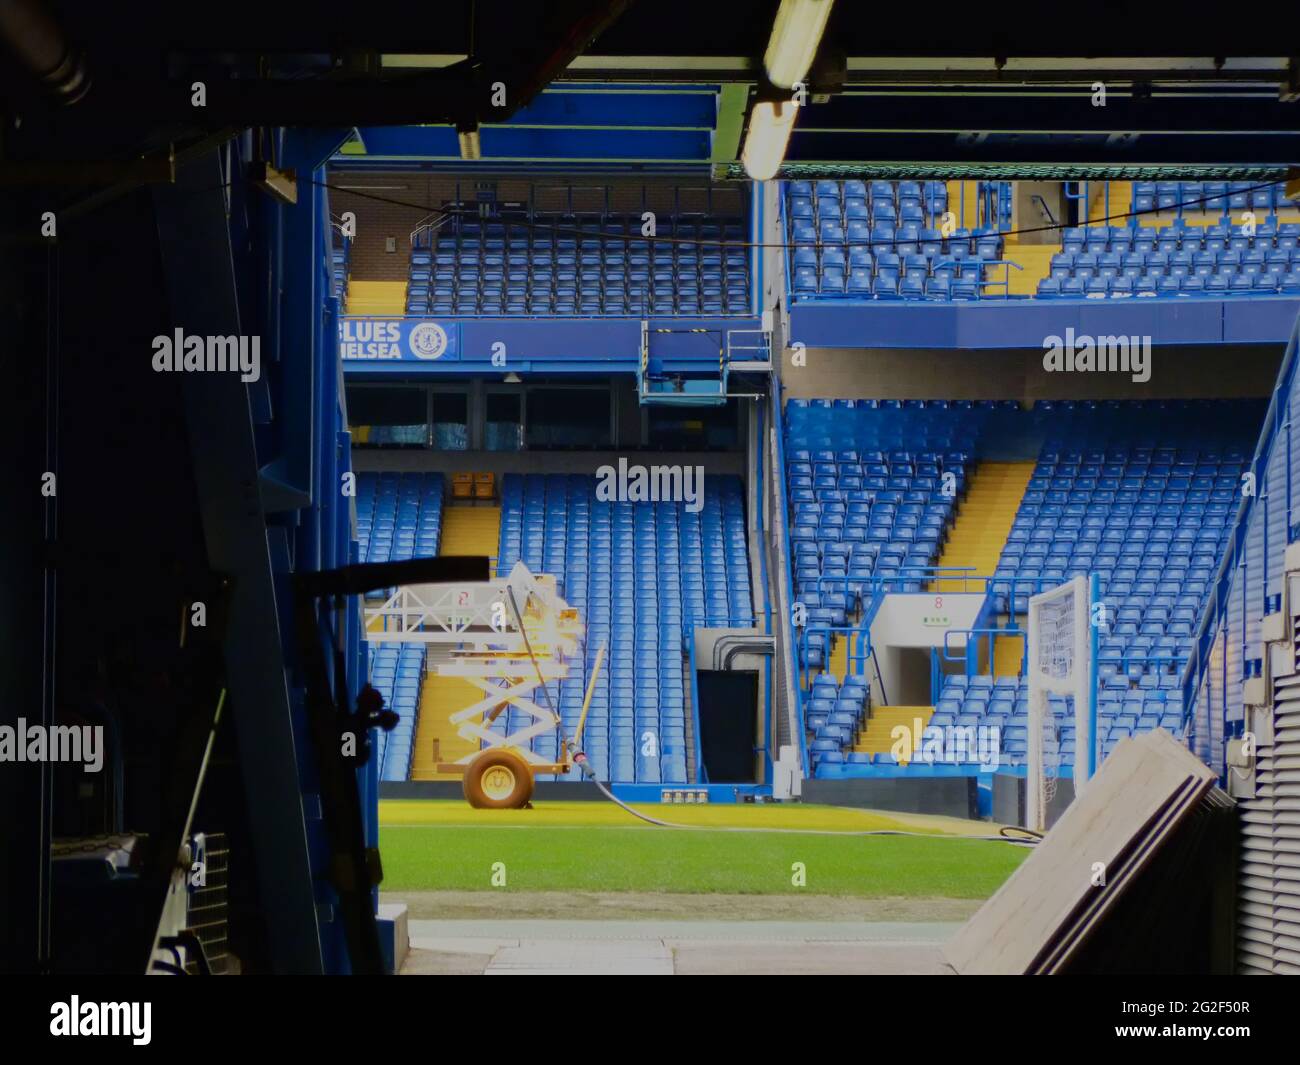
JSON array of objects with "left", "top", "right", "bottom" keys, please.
[
  {"left": 570, "top": 755, "right": 1039, "bottom": 846},
  {"left": 504, "top": 587, "right": 1038, "bottom": 847}
]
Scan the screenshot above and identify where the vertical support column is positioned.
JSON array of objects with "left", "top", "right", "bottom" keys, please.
[
  {"left": 750, "top": 180, "right": 763, "bottom": 316},
  {"left": 152, "top": 152, "right": 325, "bottom": 974},
  {"left": 1085, "top": 572, "right": 1100, "bottom": 784}
]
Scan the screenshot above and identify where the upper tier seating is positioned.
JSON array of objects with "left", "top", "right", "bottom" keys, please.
[
  {"left": 1037, "top": 219, "right": 1300, "bottom": 299},
  {"left": 407, "top": 210, "right": 751, "bottom": 317},
  {"left": 369, "top": 643, "right": 426, "bottom": 782},
  {"left": 496, "top": 472, "right": 754, "bottom": 784},
  {"left": 332, "top": 233, "right": 350, "bottom": 303},
  {"left": 786, "top": 178, "right": 1300, "bottom": 303},
  {"left": 356, "top": 472, "right": 444, "bottom": 564},
  {"left": 1130, "top": 179, "right": 1298, "bottom": 217},
  {"left": 785, "top": 179, "right": 1009, "bottom": 301}
]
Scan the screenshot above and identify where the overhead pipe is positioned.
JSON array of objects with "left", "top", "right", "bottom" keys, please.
[
  {"left": 75, "top": 0, "right": 635, "bottom": 129},
  {"left": 712, "top": 634, "right": 775, "bottom": 671},
  {"left": 0, "top": 0, "right": 89, "bottom": 104}
]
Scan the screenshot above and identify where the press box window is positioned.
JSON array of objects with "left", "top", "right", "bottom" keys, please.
[
  {"left": 345, "top": 386, "right": 429, "bottom": 447},
  {"left": 432, "top": 391, "right": 470, "bottom": 451},
  {"left": 485, "top": 392, "right": 523, "bottom": 452},
  {"left": 526, "top": 387, "right": 611, "bottom": 449}
]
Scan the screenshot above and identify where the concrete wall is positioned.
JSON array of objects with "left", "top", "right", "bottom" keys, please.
[
  {"left": 1012, "top": 181, "right": 1067, "bottom": 240},
  {"left": 868, "top": 592, "right": 985, "bottom": 706},
  {"left": 992, "top": 774, "right": 1076, "bottom": 830},
  {"left": 803, "top": 776, "right": 978, "bottom": 817},
  {"left": 780, "top": 344, "right": 1282, "bottom": 403}
]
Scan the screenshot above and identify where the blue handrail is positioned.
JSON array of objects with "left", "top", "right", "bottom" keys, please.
[
  {"left": 685, "top": 625, "right": 707, "bottom": 785},
  {"left": 780, "top": 181, "right": 794, "bottom": 309},
  {"left": 939, "top": 626, "right": 1024, "bottom": 677},
  {"left": 754, "top": 393, "right": 775, "bottom": 786},
  {"left": 978, "top": 259, "right": 1023, "bottom": 300},
  {"left": 1182, "top": 308, "right": 1300, "bottom": 767},
  {"left": 771, "top": 375, "right": 808, "bottom": 775}
]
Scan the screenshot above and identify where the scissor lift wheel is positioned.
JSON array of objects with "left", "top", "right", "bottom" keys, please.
[{"left": 463, "top": 748, "right": 535, "bottom": 809}]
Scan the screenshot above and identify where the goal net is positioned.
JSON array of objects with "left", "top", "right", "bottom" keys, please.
[{"left": 1026, "top": 575, "right": 1097, "bottom": 831}]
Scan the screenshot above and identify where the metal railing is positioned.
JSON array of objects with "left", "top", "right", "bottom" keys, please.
[
  {"left": 977, "top": 259, "right": 1023, "bottom": 299},
  {"left": 768, "top": 374, "right": 807, "bottom": 775},
  {"left": 1183, "top": 310, "right": 1300, "bottom": 772},
  {"left": 684, "top": 626, "right": 707, "bottom": 785},
  {"left": 939, "top": 626, "right": 1024, "bottom": 683}
]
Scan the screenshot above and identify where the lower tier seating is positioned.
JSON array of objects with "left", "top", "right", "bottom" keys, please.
[
  {"left": 496, "top": 472, "right": 754, "bottom": 784},
  {"left": 356, "top": 471, "right": 444, "bottom": 563},
  {"left": 797, "top": 397, "right": 1260, "bottom": 777},
  {"left": 369, "top": 643, "right": 426, "bottom": 782}
]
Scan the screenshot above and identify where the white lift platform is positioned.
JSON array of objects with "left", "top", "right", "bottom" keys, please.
[{"left": 364, "top": 561, "right": 602, "bottom": 807}]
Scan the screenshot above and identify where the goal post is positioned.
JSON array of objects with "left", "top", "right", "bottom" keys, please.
[{"left": 1026, "top": 574, "right": 1099, "bottom": 831}]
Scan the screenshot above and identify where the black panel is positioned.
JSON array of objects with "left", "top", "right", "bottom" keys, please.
[{"left": 696, "top": 670, "right": 757, "bottom": 783}]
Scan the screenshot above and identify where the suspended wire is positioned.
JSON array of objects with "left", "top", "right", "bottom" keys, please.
[{"left": 313, "top": 175, "right": 1293, "bottom": 255}]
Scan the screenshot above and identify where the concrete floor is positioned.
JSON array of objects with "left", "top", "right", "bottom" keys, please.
[{"left": 400, "top": 919, "right": 959, "bottom": 975}]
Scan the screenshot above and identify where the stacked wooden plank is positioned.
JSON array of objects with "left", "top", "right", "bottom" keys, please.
[{"left": 946, "top": 728, "right": 1234, "bottom": 974}]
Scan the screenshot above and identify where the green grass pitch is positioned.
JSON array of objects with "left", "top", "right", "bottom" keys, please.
[{"left": 378, "top": 800, "right": 1028, "bottom": 897}]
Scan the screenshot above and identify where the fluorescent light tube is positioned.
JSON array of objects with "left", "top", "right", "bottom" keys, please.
[
  {"left": 741, "top": 99, "right": 798, "bottom": 181},
  {"left": 764, "top": 0, "right": 834, "bottom": 90}
]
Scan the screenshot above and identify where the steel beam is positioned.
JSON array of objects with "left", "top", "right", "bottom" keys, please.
[
  {"left": 784, "top": 130, "right": 1300, "bottom": 167},
  {"left": 151, "top": 151, "right": 324, "bottom": 975}
]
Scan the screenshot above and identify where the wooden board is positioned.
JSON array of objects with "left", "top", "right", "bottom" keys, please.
[{"left": 945, "top": 729, "right": 1220, "bottom": 975}]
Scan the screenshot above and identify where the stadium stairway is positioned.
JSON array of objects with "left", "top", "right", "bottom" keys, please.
[
  {"left": 1001, "top": 242, "right": 1055, "bottom": 295},
  {"left": 406, "top": 502, "right": 503, "bottom": 781},
  {"left": 947, "top": 179, "right": 979, "bottom": 229},
  {"left": 852, "top": 705, "right": 934, "bottom": 762},
  {"left": 991, "top": 630, "right": 1024, "bottom": 679},
  {"left": 409, "top": 650, "right": 483, "bottom": 782},
  {"left": 438, "top": 503, "right": 503, "bottom": 559},
  {"left": 826, "top": 626, "right": 849, "bottom": 680},
  {"left": 345, "top": 279, "right": 407, "bottom": 316},
  {"left": 931, "top": 461, "right": 1035, "bottom": 593}
]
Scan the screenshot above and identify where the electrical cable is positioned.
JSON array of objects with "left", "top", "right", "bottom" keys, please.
[
  {"left": 314, "top": 174, "right": 1293, "bottom": 256},
  {"left": 502, "top": 582, "right": 1036, "bottom": 845}
]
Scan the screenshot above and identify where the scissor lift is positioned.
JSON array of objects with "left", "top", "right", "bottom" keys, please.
[{"left": 365, "top": 561, "right": 602, "bottom": 807}]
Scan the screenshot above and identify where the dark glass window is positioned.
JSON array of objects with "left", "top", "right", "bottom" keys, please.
[
  {"left": 648, "top": 402, "right": 738, "bottom": 450},
  {"left": 485, "top": 393, "right": 523, "bottom": 452},
  {"left": 526, "top": 388, "right": 610, "bottom": 449},
  {"left": 432, "top": 392, "right": 469, "bottom": 451},
  {"left": 346, "top": 386, "right": 428, "bottom": 447}
]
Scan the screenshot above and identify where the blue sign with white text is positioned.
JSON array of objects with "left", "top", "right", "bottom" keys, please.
[{"left": 338, "top": 318, "right": 459, "bottom": 361}]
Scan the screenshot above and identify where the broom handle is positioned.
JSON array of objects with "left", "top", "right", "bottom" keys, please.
[{"left": 572, "top": 643, "right": 606, "bottom": 751}]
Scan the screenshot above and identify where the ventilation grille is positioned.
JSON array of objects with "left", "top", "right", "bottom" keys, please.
[{"left": 1236, "top": 626, "right": 1300, "bottom": 974}]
